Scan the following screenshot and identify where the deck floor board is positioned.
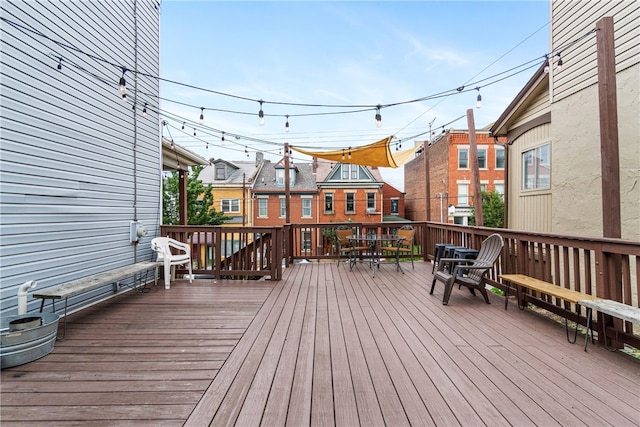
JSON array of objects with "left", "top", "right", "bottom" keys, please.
[{"left": 2, "top": 262, "right": 639, "bottom": 426}]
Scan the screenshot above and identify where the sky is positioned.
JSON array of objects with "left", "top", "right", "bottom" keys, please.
[{"left": 159, "top": 1, "right": 550, "bottom": 190}]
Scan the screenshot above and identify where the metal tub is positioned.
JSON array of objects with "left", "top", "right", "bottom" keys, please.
[{"left": 1, "top": 313, "right": 60, "bottom": 369}]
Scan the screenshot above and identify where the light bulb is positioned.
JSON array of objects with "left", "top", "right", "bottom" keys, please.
[
  {"left": 375, "top": 105, "right": 382, "bottom": 128},
  {"left": 476, "top": 93, "right": 482, "bottom": 108},
  {"left": 142, "top": 103, "right": 147, "bottom": 117},
  {"left": 258, "top": 100, "right": 264, "bottom": 126},
  {"left": 285, "top": 115, "right": 290, "bottom": 132},
  {"left": 199, "top": 107, "right": 204, "bottom": 124}
]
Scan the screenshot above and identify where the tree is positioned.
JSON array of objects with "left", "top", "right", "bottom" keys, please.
[
  {"left": 162, "top": 165, "right": 230, "bottom": 225},
  {"left": 469, "top": 190, "right": 504, "bottom": 228}
]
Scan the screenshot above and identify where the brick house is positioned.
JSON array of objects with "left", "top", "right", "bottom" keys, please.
[
  {"left": 314, "top": 159, "right": 385, "bottom": 224},
  {"left": 404, "top": 129, "right": 505, "bottom": 224}
]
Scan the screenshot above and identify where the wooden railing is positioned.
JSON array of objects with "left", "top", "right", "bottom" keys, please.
[
  {"left": 160, "top": 222, "right": 639, "bottom": 349},
  {"left": 160, "top": 225, "right": 283, "bottom": 281}
]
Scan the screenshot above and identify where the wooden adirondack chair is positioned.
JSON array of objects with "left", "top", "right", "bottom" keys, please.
[{"left": 430, "top": 233, "right": 504, "bottom": 305}]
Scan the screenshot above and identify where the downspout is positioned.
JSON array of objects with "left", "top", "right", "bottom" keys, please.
[{"left": 17, "top": 281, "right": 37, "bottom": 315}]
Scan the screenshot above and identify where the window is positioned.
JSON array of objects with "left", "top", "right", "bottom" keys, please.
[
  {"left": 523, "top": 144, "right": 550, "bottom": 190},
  {"left": 390, "top": 198, "right": 399, "bottom": 214},
  {"left": 279, "top": 197, "right": 286, "bottom": 217},
  {"left": 341, "top": 164, "right": 360, "bottom": 180},
  {"left": 458, "top": 183, "right": 469, "bottom": 206},
  {"left": 324, "top": 193, "right": 334, "bottom": 214},
  {"left": 480, "top": 183, "right": 487, "bottom": 193},
  {"left": 215, "top": 165, "right": 226, "bottom": 180},
  {"left": 258, "top": 198, "right": 268, "bottom": 217},
  {"left": 221, "top": 199, "right": 240, "bottom": 213},
  {"left": 302, "top": 197, "right": 312, "bottom": 218},
  {"left": 496, "top": 147, "right": 505, "bottom": 169},
  {"left": 366, "top": 193, "right": 376, "bottom": 211},
  {"left": 345, "top": 192, "right": 355, "bottom": 213},
  {"left": 494, "top": 183, "right": 505, "bottom": 198},
  {"left": 458, "top": 148, "right": 469, "bottom": 169},
  {"left": 478, "top": 148, "right": 487, "bottom": 169},
  {"left": 275, "top": 168, "right": 296, "bottom": 186},
  {"left": 301, "top": 229, "right": 311, "bottom": 251}
]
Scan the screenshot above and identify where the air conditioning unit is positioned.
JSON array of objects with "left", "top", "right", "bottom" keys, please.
[{"left": 366, "top": 208, "right": 377, "bottom": 214}]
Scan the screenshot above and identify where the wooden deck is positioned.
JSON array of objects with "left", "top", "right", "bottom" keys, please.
[{"left": 2, "top": 261, "right": 639, "bottom": 426}]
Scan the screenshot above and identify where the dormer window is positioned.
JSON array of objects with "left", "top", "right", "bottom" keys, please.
[
  {"left": 215, "top": 165, "right": 226, "bottom": 180},
  {"left": 275, "top": 167, "right": 296, "bottom": 186}
]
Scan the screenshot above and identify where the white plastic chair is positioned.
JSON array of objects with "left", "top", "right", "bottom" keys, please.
[{"left": 151, "top": 237, "right": 193, "bottom": 289}]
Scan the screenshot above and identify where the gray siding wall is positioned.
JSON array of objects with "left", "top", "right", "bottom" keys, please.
[
  {"left": 1, "top": 0, "right": 161, "bottom": 316},
  {"left": 549, "top": 0, "right": 640, "bottom": 240},
  {"left": 551, "top": 0, "right": 639, "bottom": 101}
]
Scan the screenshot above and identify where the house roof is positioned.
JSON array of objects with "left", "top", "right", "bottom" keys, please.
[
  {"left": 490, "top": 64, "right": 549, "bottom": 137},
  {"left": 162, "top": 137, "right": 208, "bottom": 171},
  {"left": 199, "top": 157, "right": 264, "bottom": 186},
  {"left": 252, "top": 159, "right": 317, "bottom": 193}
]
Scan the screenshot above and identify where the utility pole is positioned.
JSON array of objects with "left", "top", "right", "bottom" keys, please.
[
  {"left": 284, "top": 142, "right": 291, "bottom": 224},
  {"left": 424, "top": 117, "right": 436, "bottom": 222},
  {"left": 467, "top": 109, "right": 483, "bottom": 226}
]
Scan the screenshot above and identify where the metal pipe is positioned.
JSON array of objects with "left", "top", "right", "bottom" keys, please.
[{"left": 17, "top": 281, "right": 37, "bottom": 314}]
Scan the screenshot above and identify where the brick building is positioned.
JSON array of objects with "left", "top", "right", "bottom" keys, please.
[{"left": 404, "top": 129, "right": 505, "bottom": 224}]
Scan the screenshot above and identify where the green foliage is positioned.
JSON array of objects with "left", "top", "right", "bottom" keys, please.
[
  {"left": 162, "top": 165, "right": 230, "bottom": 225},
  {"left": 469, "top": 190, "right": 504, "bottom": 228}
]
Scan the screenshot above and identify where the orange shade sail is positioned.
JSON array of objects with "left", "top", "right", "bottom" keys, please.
[{"left": 291, "top": 136, "right": 418, "bottom": 168}]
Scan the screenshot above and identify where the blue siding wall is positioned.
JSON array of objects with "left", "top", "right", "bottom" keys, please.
[{"left": 0, "top": 0, "right": 161, "bottom": 316}]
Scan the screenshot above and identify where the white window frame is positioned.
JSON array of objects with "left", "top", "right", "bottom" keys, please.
[
  {"left": 257, "top": 197, "right": 268, "bottom": 218},
  {"left": 477, "top": 147, "right": 488, "bottom": 169},
  {"left": 495, "top": 147, "right": 505, "bottom": 169},
  {"left": 221, "top": 199, "right": 240, "bottom": 213},
  {"left": 522, "top": 144, "right": 551, "bottom": 191},
  {"left": 366, "top": 192, "right": 376, "bottom": 211},
  {"left": 302, "top": 197, "right": 312, "bottom": 218},
  {"left": 457, "top": 182, "right": 469, "bottom": 206},
  {"left": 279, "top": 197, "right": 286, "bottom": 218},
  {"left": 324, "top": 193, "right": 334, "bottom": 214},
  {"left": 345, "top": 192, "right": 355, "bottom": 214},
  {"left": 301, "top": 229, "right": 312, "bottom": 252},
  {"left": 458, "top": 147, "right": 469, "bottom": 169}
]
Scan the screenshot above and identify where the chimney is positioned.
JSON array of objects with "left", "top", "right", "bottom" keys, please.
[{"left": 255, "top": 152, "right": 264, "bottom": 164}]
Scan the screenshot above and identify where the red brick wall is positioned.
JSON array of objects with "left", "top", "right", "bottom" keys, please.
[{"left": 404, "top": 131, "right": 505, "bottom": 222}]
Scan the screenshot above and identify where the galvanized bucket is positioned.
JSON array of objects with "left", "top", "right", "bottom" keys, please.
[{"left": 1, "top": 313, "right": 60, "bottom": 369}]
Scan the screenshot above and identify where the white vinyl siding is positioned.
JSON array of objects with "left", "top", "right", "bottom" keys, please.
[{"left": 0, "top": 1, "right": 161, "bottom": 316}]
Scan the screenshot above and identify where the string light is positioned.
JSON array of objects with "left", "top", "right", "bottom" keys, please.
[
  {"left": 221, "top": 131, "right": 225, "bottom": 145},
  {"left": 193, "top": 128, "right": 196, "bottom": 136},
  {"left": 258, "top": 100, "right": 264, "bottom": 126},
  {"left": 118, "top": 67, "right": 127, "bottom": 96},
  {"left": 555, "top": 53, "right": 563, "bottom": 71},
  {"left": 342, "top": 149, "right": 345, "bottom": 160},
  {"left": 245, "top": 146, "right": 249, "bottom": 157},
  {"left": 181, "top": 122, "right": 185, "bottom": 130},
  {"left": 375, "top": 105, "right": 382, "bottom": 128},
  {"left": 142, "top": 102, "right": 147, "bottom": 117},
  {"left": 121, "top": 93, "right": 127, "bottom": 103},
  {"left": 543, "top": 54, "right": 550, "bottom": 73},
  {"left": 56, "top": 57, "right": 62, "bottom": 70},
  {"left": 285, "top": 115, "right": 289, "bottom": 132},
  {"left": 348, "top": 147, "right": 352, "bottom": 160},
  {"left": 199, "top": 107, "right": 204, "bottom": 124},
  {"left": 475, "top": 87, "right": 482, "bottom": 109}
]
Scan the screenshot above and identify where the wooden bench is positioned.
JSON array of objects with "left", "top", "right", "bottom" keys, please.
[
  {"left": 34, "top": 261, "right": 160, "bottom": 338},
  {"left": 499, "top": 274, "right": 602, "bottom": 348},
  {"left": 577, "top": 299, "right": 640, "bottom": 350}
]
